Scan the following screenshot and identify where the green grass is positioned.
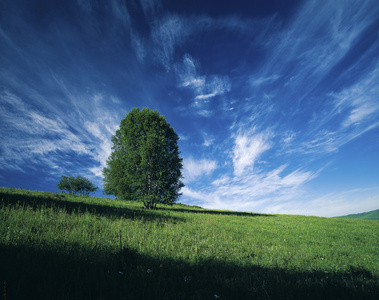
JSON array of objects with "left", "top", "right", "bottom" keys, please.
[
  {"left": 336, "top": 209, "right": 379, "bottom": 220},
  {"left": 1, "top": 187, "right": 378, "bottom": 299}
]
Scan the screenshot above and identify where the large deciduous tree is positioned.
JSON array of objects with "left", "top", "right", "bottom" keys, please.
[{"left": 103, "top": 108, "right": 184, "bottom": 208}]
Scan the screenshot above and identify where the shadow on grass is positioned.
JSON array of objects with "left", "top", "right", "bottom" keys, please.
[
  {"left": 0, "top": 190, "right": 184, "bottom": 224},
  {"left": 0, "top": 242, "right": 377, "bottom": 300},
  {"left": 158, "top": 207, "right": 275, "bottom": 218}
]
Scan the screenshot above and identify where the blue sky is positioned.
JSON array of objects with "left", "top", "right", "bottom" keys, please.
[{"left": 1, "top": 0, "right": 378, "bottom": 217}]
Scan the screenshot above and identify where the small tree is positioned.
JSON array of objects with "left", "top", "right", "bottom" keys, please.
[
  {"left": 103, "top": 107, "right": 184, "bottom": 208},
  {"left": 57, "top": 175, "right": 98, "bottom": 196},
  {"left": 57, "top": 175, "right": 75, "bottom": 194}
]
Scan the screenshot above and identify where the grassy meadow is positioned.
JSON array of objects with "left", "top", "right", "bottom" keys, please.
[{"left": 1, "top": 187, "right": 378, "bottom": 299}]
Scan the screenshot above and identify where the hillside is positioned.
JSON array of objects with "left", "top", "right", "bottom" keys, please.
[
  {"left": 336, "top": 209, "right": 379, "bottom": 220},
  {"left": 1, "top": 187, "right": 378, "bottom": 299}
]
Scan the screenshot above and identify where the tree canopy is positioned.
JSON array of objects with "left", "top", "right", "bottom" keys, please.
[
  {"left": 57, "top": 175, "right": 98, "bottom": 196},
  {"left": 103, "top": 108, "right": 184, "bottom": 208}
]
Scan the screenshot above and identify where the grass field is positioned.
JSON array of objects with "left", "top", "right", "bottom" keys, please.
[{"left": 1, "top": 187, "right": 378, "bottom": 299}]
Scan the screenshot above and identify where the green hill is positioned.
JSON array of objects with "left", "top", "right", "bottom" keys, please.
[
  {"left": 1, "top": 187, "right": 378, "bottom": 299},
  {"left": 336, "top": 209, "right": 379, "bottom": 220}
]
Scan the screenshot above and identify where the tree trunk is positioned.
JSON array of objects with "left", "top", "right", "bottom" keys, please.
[{"left": 143, "top": 202, "right": 156, "bottom": 209}]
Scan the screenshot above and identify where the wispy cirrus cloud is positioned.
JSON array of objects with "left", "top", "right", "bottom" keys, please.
[
  {"left": 176, "top": 54, "right": 205, "bottom": 90},
  {"left": 183, "top": 157, "right": 218, "bottom": 183},
  {"left": 250, "top": 74, "right": 281, "bottom": 87},
  {"left": 293, "top": 62, "right": 379, "bottom": 155},
  {"left": 183, "top": 164, "right": 316, "bottom": 212},
  {"left": 182, "top": 120, "right": 317, "bottom": 213},
  {"left": 130, "top": 32, "right": 147, "bottom": 63},
  {"left": 0, "top": 85, "right": 121, "bottom": 185},
  {"left": 232, "top": 129, "right": 272, "bottom": 176},
  {"left": 0, "top": 91, "right": 87, "bottom": 171},
  {"left": 269, "top": 187, "right": 379, "bottom": 217},
  {"left": 151, "top": 15, "right": 188, "bottom": 71},
  {"left": 202, "top": 132, "right": 215, "bottom": 147},
  {"left": 176, "top": 54, "right": 231, "bottom": 116},
  {"left": 83, "top": 100, "right": 121, "bottom": 177},
  {"left": 194, "top": 75, "right": 231, "bottom": 101},
  {"left": 334, "top": 63, "right": 379, "bottom": 129},
  {"left": 148, "top": 12, "right": 275, "bottom": 72},
  {"left": 253, "top": 0, "right": 379, "bottom": 99}
]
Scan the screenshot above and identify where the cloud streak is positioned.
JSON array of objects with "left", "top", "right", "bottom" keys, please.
[
  {"left": 176, "top": 54, "right": 231, "bottom": 116},
  {"left": 183, "top": 158, "right": 218, "bottom": 183},
  {"left": 151, "top": 15, "right": 187, "bottom": 71},
  {"left": 232, "top": 129, "right": 272, "bottom": 176},
  {"left": 183, "top": 164, "right": 316, "bottom": 213},
  {"left": 0, "top": 83, "right": 121, "bottom": 187}
]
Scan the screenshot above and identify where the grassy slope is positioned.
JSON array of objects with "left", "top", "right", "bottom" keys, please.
[
  {"left": 336, "top": 209, "right": 379, "bottom": 220},
  {"left": 1, "top": 187, "right": 378, "bottom": 299}
]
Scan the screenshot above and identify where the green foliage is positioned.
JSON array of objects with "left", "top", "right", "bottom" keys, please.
[
  {"left": 103, "top": 108, "right": 184, "bottom": 208},
  {"left": 1, "top": 188, "right": 378, "bottom": 299},
  {"left": 57, "top": 175, "right": 98, "bottom": 196}
]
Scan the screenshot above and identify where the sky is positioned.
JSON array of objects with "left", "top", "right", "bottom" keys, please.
[{"left": 1, "top": 0, "right": 378, "bottom": 217}]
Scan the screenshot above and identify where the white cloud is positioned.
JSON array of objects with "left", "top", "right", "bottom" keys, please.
[
  {"left": 1, "top": 91, "right": 69, "bottom": 137},
  {"left": 183, "top": 164, "right": 316, "bottom": 213},
  {"left": 257, "top": 0, "right": 379, "bottom": 94},
  {"left": 0, "top": 93, "right": 83, "bottom": 161},
  {"left": 148, "top": 13, "right": 274, "bottom": 73},
  {"left": 334, "top": 63, "right": 379, "bottom": 128},
  {"left": 346, "top": 102, "right": 378, "bottom": 127},
  {"left": 283, "top": 61, "right": 379, "bottom": 156},
  {"left": 151, "top": 15, "right": 187, "bottom": 70},
  {"left": 232, "top": 129, "right": 272, "bottom": 176},
  {"left": 197, "top": 109, "right": 213, "bottom": 117},
  {"left": 203, "top": 138, "right": 214, "bottom": 147},
  {"left": 201, "top": 131, "right": 215, "bottom": 147},
  {"left": 301, "top": 130, "right": 339, "bottom": 154},
  {"left": 84, "top": 121, "right": 114, "bottom": 177},
  {"left": 195, "top": 75, "right": 231, "bottom": 101},
  {"left": 194, "top": 93, "right": 217, "bottom": 101},
  {"left": 176, "top": 54, "right": 231, "bottom": 116},
  {"left": 0, "top": 88, "right": 121, "bottom": 183},
  {"left": 179, "top": 134, "right": 189, "bottom": 141},
  {"left": 266, "top": 188, "right": 379, "bottom": 217},
  {"left": 183, "top": 157, "right": 217, "bottom": 183},
  {"left": 281, "top": 131, "right": 296, "bottom": 146},
  {"left": 130, "top": 32, "right": 147, "bottom": 63},
  {"left": 182, "top": 180, "right": 379, "bottom": 217},
  {"left": 177, "top": 54, "right": 205, "bottom": 90},
  {"left": 250, "top": 74, "right": 280, "bottom": 87},
  {"left": 213, "top": 165, "right": 314, "bottom": 199},
  {"left": 180, "top": 186, "right": 211, "bottom": 207}
]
